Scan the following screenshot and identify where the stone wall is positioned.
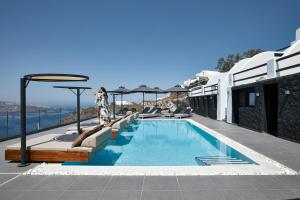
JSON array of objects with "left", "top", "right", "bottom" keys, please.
[
  {"left": 236, "top": 85, "right": 265, "bottom": 132},
  {"left": 278, "top": 73, "right": 300, "bottom": 142},
  {"left": 207, "top": 95, "right": 217, "bottom": 119}
]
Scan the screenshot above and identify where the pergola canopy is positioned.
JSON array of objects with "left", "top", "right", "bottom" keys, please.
[
  {"left": 53, "top": 86, "right": 92, "bottom": 90},
  {"left": 131, "top": 85, "right": 156, "bottom": 93},
  {"left": 109, "top": 86, "right": 131, "bottom": 94},
  {"left": 165, "top": 84, "right": 189, "bottom": 92},
  {"left": 153, "top": 86, "right": 167, "bottom": 93},
  {"left": 24, "top": 73, "right": 89, "bottom": 82}
]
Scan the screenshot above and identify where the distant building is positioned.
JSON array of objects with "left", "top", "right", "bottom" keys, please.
[{"left": 186, "top": 28, "right": 300, "bottom": 142}]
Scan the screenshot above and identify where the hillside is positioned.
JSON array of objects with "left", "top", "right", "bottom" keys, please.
[{"left": 0, "top": 101, "right": 49, "bottom": 112}]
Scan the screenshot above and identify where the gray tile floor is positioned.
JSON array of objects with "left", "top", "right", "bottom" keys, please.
[
  {"left": 1, "top": 175, "right": 300, "bottom": 200},
  {"left": 0, "top": 115, "right": 300, "bottom": 200}
]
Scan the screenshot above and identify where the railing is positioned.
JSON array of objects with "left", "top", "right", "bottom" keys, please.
[
  {"left": 0, "top": 109, "right": 96, "bottom": 141},
  {"left": 233, "top": 63, "right": 267, "bottom": 83},
  {"left": 190, "top": 85, "right": 202, "bottom": 91},
  {"left": 232, "top": 51, "right": 300, "bottom": 85},
  {"left": 276, "top": 51, "right": 300, "bottom": 72},
  {"left": 204, "top": 84, "right": 218, "bottom": 94}
]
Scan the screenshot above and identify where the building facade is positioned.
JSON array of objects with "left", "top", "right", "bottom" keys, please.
[{"left": 186, "top": 28, "right": 300, "bottom": 142}]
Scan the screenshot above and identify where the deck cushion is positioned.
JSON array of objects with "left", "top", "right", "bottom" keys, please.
[
  {"left": 72, "top": 124, "right": 104, "bottom": 147},
  {"left": 81, "top": 127, "right": 112, "bottom": 148}
]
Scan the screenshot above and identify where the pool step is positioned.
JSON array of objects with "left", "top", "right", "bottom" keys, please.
[{"left": 195, "top": 156, "right": 251, "bottom": 166}]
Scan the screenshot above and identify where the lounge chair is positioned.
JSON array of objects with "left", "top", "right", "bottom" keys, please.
[
  {"left": 174, "top": 108, "right": 193, "bottom": 118},
  {"left": 161, "top": 108, "right": 181, "bottom": 118},
  {"left": 5, "top": 126, "right": 112, "bottom": 162},
  {"left": 141, "top": 107, "right": 150, "bottom": 113},
  {"left": 139, "top": 108, "right": 162, "bottom": 118}
]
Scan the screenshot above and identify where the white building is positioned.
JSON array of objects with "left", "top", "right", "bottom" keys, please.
[{"left": 186, "top": 28, "right": 300, "bottom": 142}]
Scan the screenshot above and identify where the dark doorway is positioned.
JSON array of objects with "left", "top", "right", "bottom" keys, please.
[
  {"left": 264, "top": 83, "right": 278, "bottom": 136},
  {"left": 232, "top": 90, "right": 240, "bottom": 124}
]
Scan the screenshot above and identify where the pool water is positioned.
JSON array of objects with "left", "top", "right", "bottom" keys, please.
[{"left": 65, "top": 120, "right": 255, "bottom": 166}]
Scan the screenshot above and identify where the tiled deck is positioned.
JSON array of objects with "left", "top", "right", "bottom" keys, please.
[{"left": 0, "top": 115, "right": 300, "bottom": 200}]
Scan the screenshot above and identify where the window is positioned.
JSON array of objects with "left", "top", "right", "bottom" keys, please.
[{"left": 248, "top": 92, "right": 256, "bottom": 106}]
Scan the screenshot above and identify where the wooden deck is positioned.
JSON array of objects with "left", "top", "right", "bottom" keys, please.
[{"left": 5, "top": 149, "right": 91, "bottom": 162}]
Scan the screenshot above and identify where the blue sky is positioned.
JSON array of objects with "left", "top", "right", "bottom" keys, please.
[{"left": 0, "top": 0, "right": 300, "bottom": 107}]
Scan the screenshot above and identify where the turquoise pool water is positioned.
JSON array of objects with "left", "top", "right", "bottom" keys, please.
[{"left": 65, "top": 120, "right": 255, "bottom": 166}]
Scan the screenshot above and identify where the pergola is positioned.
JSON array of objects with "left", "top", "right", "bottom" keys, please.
[
  {"left": 19, "top": 74, "right": 89, "bottom": 167},
  {"left": 165, "top": 84, "right": 190, "bottom": 107},
  {"left": 53, "top": 86, "right": 91, "bottom": 135}
]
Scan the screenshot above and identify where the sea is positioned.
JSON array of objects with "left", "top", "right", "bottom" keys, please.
[{"left": 0, "top": 108, "right": 76, "bottom": 140}]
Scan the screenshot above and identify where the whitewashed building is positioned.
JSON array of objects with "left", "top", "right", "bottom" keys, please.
[{"left": 187, "top": 28, "right": 300, "bottom": 142}]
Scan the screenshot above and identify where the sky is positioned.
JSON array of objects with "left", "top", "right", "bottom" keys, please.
[{"left": 0, "top": 0, "right": 300, "bottom": 107}]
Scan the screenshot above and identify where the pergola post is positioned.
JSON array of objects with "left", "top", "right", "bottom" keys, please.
[
  {"left": 112, "top": 94, "right": 116, "bottom": 119},
  {"left": 19, "top": 78, "right": 29, "bottom": 167},
  {"left": 142, "top": 92, "right": 145, "bottom": 113},
  {"left": 76, "top": 89, "right": 80, "bottom": 134},
  {"left": 17, "top": 74, "right": 89, "bottom": 167},
  {"left": 177, "top": 92, "right": 179, "bottom": 108},
  {"left": 121, "top": 93, "right": 123, "bottom": 113}
]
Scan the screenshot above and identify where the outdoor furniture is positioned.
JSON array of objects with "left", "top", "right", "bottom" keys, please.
[
  {"left": 131, "top": 85, "right": 157, "bottom": 113},
  {"left": 174, "top": 108, "right": 193, "bottom": 118},
  {"left": 5, "top": 126, "right": 112, "bottom": 162},
  {"left": 141, "top": 107, "right": 150, "bottom": 113},
  {"left": 161, "top": 108, "right": 182, "bottom": 118},
  {"left": 53, "top": 86, "right": 92, "bottom": 134},
  {"left": 165, "top": 85, "right": 190, "bottom": 108},
  {"left": 108, "top": 86, "right": 130, "bottom": 119},
  {"left": 139, "top": 108, "right": 162, "bottom": 118},
  {"left": 18, "top": 73, "right": 89, "bottom": 166}
]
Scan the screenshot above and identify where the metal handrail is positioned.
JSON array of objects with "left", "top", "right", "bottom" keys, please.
[{"left": 0, "top": 109, "right": 96, "bottom": 141}]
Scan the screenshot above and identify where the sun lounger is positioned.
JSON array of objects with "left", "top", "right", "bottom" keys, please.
[
  {"left": 174, "top": 108, "right": 193, "bottom": 118},
  {"left": 5, "top": 126, "right": 112, "bottom": 162},
  {"left": 161, "top": 108, "right": 181, "bottom": 118},
  {"left": 139, "top": 108, "right": 162, "bottom": 118},
  {"left": 141, "top": 107, "right": 150, "bottom": 113}
]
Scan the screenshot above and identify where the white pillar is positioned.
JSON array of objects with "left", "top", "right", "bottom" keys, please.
[
  {"left": 267, "top": 58, "right": 277, "bottom": 79},
  {"left": 226, "top": 74, "right": 234, "bottom": 123},
  {"left": 217, "top": 78, "right": 228, "bottom": 121}
]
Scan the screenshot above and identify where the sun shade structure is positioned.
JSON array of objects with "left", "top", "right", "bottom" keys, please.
[
  {"left": 165, "top": 84, "right": 190, "bottom": 108},
  {"left": 108, "top": 86, "right": 131, "bottom": 117},
  {"left": 131, "top": 85, "right": 157, "bottom": 113},
  {"left": 24, "top": 73, "right": 89, "bottom": 82},
  {"left": 107, "top": 92, "right": 119, "bottom": 119},
  {"left": 19, "top": 74, "right": 89, "bottom": 167},
  {"left": 152, "top": 87, "right": 167, "bottom": 106},
  {"left": 53, "top": 86, "right": 92, "bottom": 135}
]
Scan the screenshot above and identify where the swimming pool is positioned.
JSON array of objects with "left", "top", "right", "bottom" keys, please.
[{"left": 66, "top": 120, "right": 255, "bottom": 166}]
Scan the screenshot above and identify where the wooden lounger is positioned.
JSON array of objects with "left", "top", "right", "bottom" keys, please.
[{"left": 5, "top": 127, "right": 112, "bottom": 162}]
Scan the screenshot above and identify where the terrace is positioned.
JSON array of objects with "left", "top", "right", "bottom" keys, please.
[{"left": 0, "top": 114, "right": 300, "bottom": 200}]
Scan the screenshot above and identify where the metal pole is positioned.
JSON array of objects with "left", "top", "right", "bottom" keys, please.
[
  {"left": 38, "top": 110, "right": 40, "bottom": 130},
  {"left": 6, "top": 111, "right": 8, "bottom": 137},
  {"left": 76, "top": 89, "right": 80, "bottom": 134},
  {"left": 142, "top": 92, "right": 145, "bottom": 113},
  {"left": 113, "top": 94, "right": 116, "bottom": 119},
  {"left": 59, "top": 108, "right": 62, "bottom": 125},
  {"left": 121, "top": 93, "right": 123, "bottom": 114},
  {"left": 177, "top": 92, "right": 179, "bottom": 108},
  {"left": 19, "top": 78, "right": 29, "bottom": 167}
]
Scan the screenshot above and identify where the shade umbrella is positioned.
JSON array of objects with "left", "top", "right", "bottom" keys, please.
[
  {"left": 53, "top": 86, "right": 91, "bottom": 134},
  {"left": 131, "top": 85, "right": 156, "bottom": 113},
  {"left": 108, "top": 86, "right": 130, "bottom": 117},
  {"left": 152, "top": 87, "right": 167, "bottom": 107},
  {"left": 18, "top": 73, "right": 89, "bottom": 167},
  {"left": 165, "top": 84, "right": 190, "bottom": 108}
]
